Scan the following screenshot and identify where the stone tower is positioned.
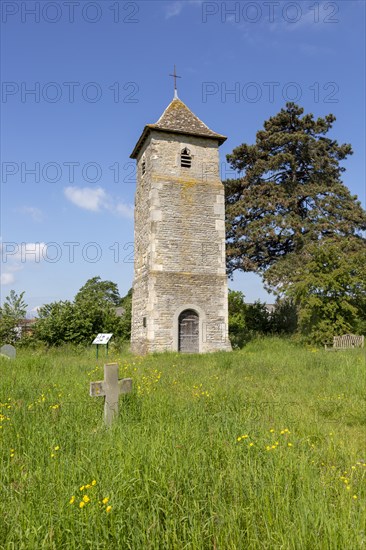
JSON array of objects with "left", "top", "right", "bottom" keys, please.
[{"left": 130, "top": 95, "right": 231, "bottom": 354}]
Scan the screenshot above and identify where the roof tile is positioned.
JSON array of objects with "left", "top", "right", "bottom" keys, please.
[{"left": 130, "top": 97, "right": 226, "bottom": 158}]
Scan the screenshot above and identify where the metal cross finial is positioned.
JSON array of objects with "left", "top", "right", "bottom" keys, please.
[{"left": 169, "top": 65, "right": 181, "bottom": 98}]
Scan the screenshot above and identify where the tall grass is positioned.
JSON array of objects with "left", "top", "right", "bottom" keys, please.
[{"left": 0, "top": 338, "right": 365, "bottom": 549}]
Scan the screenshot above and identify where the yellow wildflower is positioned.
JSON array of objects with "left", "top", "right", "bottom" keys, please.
[
  {"left": 80, "top": 486, "right": 85, "bottom": 491},
  {"left": 91, "top": 480, "right": 97, "bottom": 486},
  {"left": 102, "top": 497, "right": 109, "bottom": 505},
  {"left": 106, "top": 506, "right": 112, "bottom": 513},
  {"left": 83, "top": 495, "right": 90, "bottom": 503},
  {"left": 79, "top": 501, "right": 85, "bottom": 508},
  {"left": 353, "top": 495, "right": 358, "bottom": 499},
  {"left": 69, "top": 496, "right": 75, "bottom": 504},
  {"left": 54, "top": 446, "right": 59, "bottom": 451}
]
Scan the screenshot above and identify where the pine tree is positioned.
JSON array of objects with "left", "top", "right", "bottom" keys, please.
[{"left": 225, "top": 103, "right": 366, "bottom": 275}]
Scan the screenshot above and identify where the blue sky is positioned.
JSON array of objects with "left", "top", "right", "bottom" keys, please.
[{"left": 1, "top": 0, "right": 365, "bottom": 313}]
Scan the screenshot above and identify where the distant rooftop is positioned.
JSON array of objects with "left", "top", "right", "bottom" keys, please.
[
  {"left": 246, "top": 303, "right": 276, "bottom": 314},
  {"left": 130, "top": 97, "right": 227, "bottom": 159}
]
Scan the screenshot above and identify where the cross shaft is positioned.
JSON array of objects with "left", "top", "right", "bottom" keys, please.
[
  {"left": 169, "top": 64, "right": 181, "bottom": 92},
  {"left": 90, "top": 363, "right": 132, "bottom": 426}
]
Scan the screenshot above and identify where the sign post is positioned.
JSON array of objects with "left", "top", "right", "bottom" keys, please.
[{"left": 92, "top": 333, "right": 113, "bottom": 359}]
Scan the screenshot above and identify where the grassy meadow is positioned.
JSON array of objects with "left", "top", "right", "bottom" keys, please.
[{"left": 0, "top": 338, "right": 365, "bottom": 549}]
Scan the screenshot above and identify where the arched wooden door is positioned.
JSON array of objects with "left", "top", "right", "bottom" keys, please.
[{"left": 178, "top": 310, "right": 199, "bottom": 353}]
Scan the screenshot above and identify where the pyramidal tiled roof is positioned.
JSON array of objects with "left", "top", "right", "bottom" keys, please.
[{"left": 130, "top": 97, "right": 226, "bottom": 158}]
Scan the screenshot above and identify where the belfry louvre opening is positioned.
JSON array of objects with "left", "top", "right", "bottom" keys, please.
[{"left": 180, "top": 148, "right": 192, "bottom": 168}]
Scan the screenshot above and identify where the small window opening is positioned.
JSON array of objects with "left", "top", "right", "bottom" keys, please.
[
  {"left": 142, "top": 157, "right": 146, "bottom": 176},
  {"left": 143, "top": 317, "right": 146, "bottom": 328},
  {"left": 181, "top": 147, "right": 192, "bottom": 168}
]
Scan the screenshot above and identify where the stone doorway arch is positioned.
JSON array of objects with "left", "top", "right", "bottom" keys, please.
[{"left": 178, "top": 309, "right": 199, "bottom": 353}]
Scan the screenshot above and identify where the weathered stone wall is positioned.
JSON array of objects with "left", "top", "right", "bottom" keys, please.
[
  {"left": 131, "top": 131, "right": 231, "bottom": 354},
  {"left": 148, "top": 272, "right": 230, "bottom": 352},
  {"left": 130, "top": 136, "right": 151, "bottom": 354}
]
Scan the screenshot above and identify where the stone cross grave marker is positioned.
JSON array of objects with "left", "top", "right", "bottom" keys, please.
[
  {"left": 90, "top": 363, "right": 132, "bottom": 426},
  {"left": 0, "top": 344, "right": 16, "bottom": 359}
]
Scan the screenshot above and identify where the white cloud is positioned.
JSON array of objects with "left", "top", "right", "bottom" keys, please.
[
  {"left": 18, "top": 206, "right": 44, "bottom": 222},
  {"left": 0, "top": 242, "right": 48, "bottom": 286},
  {"left": 165, "top": 1, "right": 184, "bottom": 19},
  {"left": 1, "top": 272, "right": 15, "bottom": 286},
  {"left": 64, "top": 186, "right": 107, "bottom": 212},
  {"left": 1, "top": 242, "right": 48, "bottom": 264},
  {"left": 225, "top": 0, "right": 337, "bottom": 43},
  {"left": 64, "top": 186, "right": 133, "bottom": 219},
  {"left": 164, "top": 0, "right": 202, "bottom": 19},
  {"left": 115, "top": 202, "right": 134, "bottom": 219}
]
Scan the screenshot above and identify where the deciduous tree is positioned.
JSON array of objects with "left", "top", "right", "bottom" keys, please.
[
  {"left": 265, "top": 238, "right": 366, "bottom": 344},
  {"left": 0, "top": 290, "right": 27, "bottom": 344},
  {"left": 35, "top": 277, "right": 129, "bottom": 346}
]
